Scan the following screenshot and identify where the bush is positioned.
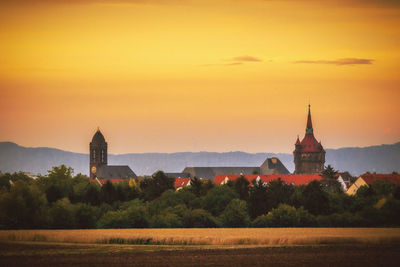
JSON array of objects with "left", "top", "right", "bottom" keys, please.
[
  {"left": 183, "top": 209, "right": 219, "bottom": 228},
  {"left": 252, "top": 204, "right": 316, "bottom": 227},
  {"left": 49, "top": 198, "right": 76, "bottom": 229},
  {"left": 316, "top": 212, "right": 366, "bottom": 227},
  {"left": 97, "top": 203, "right": 149, "bottom": 228},
  {"left": 0, "top": 181, "right": 49, "bottom": 229},
  {"left": 220, "top": 199, "right": 250, "bottom": 227},
  {"left": 151, "top": 213, "right": 182, "bottom": 228},
  {"left": 202, "top": 185, "right": 238, "bottom": 216}
]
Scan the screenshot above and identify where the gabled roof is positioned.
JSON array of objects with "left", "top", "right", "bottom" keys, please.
[
  {"left": 89, "top": 178, "right": 127, "bottom": 185},
  {"left": 97, "top": 165, "right": 137, "bottom": 179},
  {"left": 174, "top": 178, "right": 191, "bottom": 189},
  {"left": 360, "top": 173, "right": 400, "bottom": 186},
  {"left": 261, "top": 174, "right": 322, "bottom": 185},
  {"left": 183, "top": 167, "right": 260, "bottom": 179},
  {"left": 165, "top": 172, "right": 191, "bottom": 179},
  {"left": 260, "top": 157, "right": 290, "bottom": 175},
  {"left": 214, "top": 174, "right": 260, "bottom": 185},
  {"left": 213, "top": 174, "right": 322, "bottom": 186}
]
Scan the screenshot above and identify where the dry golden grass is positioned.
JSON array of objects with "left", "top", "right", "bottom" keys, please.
[{"left": 1, "top": 228, "right": 400, "bottom": 246}]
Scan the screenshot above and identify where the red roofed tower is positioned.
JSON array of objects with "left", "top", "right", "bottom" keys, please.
[{"left": 293, "top": 105, "right": 325, "bottom": 174}]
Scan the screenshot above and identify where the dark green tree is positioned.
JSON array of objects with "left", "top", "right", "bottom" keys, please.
[
  {"left": 248, "top": 179, "right": 268, "bottom": 219},
  {"left": 234, "top": 176, "right": 250, "bottom": 201},
  {"left": 220, "top": 199, "right": 250, "bottom": 227},
  {"left": 265, "top": 178, "right": 295, "bottom": 210},
  {"left": 101, "top": 180, "right": 117, "bottom": 204},
  {"left": 322, "top": 165, "right": 338, "bottom": 179},
  {"left": 202, "top": 185, "right": 238, "bottom": 216},
  {"left": 140, "top": 171, "right": 175, "bottom": 201},
  {"left": 301, "top": 180, "right": 330, "bottom": 215},
  {"left": 0, "top": 181, "right": 49, "bottom": 229},
  {"left": 49, "top": 198, "right": 76, "bottom": 229},
  {"left": 189, "top": 177, "right": 202, "bottom": 197}
]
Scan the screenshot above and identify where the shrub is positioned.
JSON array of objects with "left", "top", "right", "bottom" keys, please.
[
  {"left": 202, "top": 185, "right": 238, "bottom": 216},
  {"left": 220, "top": 199, "right": 250, "bottom": 227},
  {"left": 252, "top": 204, "right": 316, "bottom": 227},
  {"left": 97, "top": 204, "right": 149, "bottom": 228},
  {"left": 183, "top": 209, "right": 219, "bottom": 228},
  {"left": 151, "top": 213, "right": 182, "bottom": 228}
]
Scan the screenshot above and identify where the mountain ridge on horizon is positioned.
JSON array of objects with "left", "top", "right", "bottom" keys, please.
[{"left": 0, "top": 141, "right": 399, "bottom": 177}]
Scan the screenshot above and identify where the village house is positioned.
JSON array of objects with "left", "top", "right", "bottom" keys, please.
[
  {"left": 213, "top": 174, "right": 322, "bottom": 186},
  {"left": 174, "top": 177, "right": 191, "bottom": 190},
  {"left": 346, "top": 173, "right": 400, "bottom": 195}
]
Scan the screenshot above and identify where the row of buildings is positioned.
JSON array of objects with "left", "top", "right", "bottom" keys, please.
[
  {"left": 88, "top": 105, "right": 399, "bottom": 195},
  {"left": 173, "top": 173, "right": 400, "bottom": 196},
  {"left": 89, "top": 105, "right": 324, "bottom": 180}
]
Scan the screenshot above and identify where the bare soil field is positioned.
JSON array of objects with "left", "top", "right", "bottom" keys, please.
[
  {"left": 1, "top": 242, "right": 400, "bottom": 267},
  {"left": 1, "top": 228, "right": 400, "bottom": 266}
]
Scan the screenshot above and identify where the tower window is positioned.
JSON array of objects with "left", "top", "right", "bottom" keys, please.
[
  {"left": 101, "top": 150, "right": 104, "bottom": 163},
  {"left": 92, "top": 149, "right": 96, "bottom": 161}
]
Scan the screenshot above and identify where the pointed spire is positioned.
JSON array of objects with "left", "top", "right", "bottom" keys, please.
[
  {"left": 295, "top": 135, "right": 301, "bottom": 145},
  {"left": 306, "top": 104, "right": 313, "bottom": 135}
]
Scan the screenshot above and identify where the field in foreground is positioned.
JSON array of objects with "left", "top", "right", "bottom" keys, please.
[
  {"left": 2, "top": 229, "right": 400, "bottom": 266},
  {"left": 1, "top": 242, "right": 400, "bottom": 267},
  {"left": 1, "top": 228, "right": 400, "bottom": 246}
]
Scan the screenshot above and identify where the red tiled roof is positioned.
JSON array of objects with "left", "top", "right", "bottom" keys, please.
[
  {"left": 174, "top": 178, "right": 191, "bottom": 189},
  {"left": 213, "top": 175, "right": 260, "bottom": 185},
  {"left": 213, "top": 174, "right": 322, "bottom": 186},
  {"left": 360, "top": 173, "right": 400, "bottom": 186},
  {"left": 89, "top": 179, "right": 127, "bottom": 184},
  {"left": 295, "top": 105, "right": 324, "bottom": 153},
  {"left": 299, "top": 134, "right": 324, "bottom": 152}
]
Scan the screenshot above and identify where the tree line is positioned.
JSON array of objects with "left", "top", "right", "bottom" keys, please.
[{"left": 0, "top": 165, "right": 399, "bottom": 229}]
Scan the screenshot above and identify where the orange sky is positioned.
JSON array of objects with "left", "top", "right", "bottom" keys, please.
[{"left": 0, "top": 0, "right": 399, "bottom": 154}]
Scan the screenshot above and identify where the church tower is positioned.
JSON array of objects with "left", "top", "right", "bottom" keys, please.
[
  {"left": 293, "top": 105, "right": 325, "bottom": 174},
  {"left": 89, "top": 128, "right": 108, "bottom": 178}
]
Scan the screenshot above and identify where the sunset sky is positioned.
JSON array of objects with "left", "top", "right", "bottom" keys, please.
[{"left": 0, "top": 0, "right": 399, "bottom": 154}]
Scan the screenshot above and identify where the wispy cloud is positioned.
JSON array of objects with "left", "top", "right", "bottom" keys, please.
[
  {"left": 293, "top": 58, "right": 374, "bottom": 66},
  {"left": 229, "top": 55, "right": 262, "bottom": 62},
  {"left": 201, "top": 55, "right": 262, "bottom": 67},
  {"left": 200, "top": 62, "right": 243, "bottom": 67}
]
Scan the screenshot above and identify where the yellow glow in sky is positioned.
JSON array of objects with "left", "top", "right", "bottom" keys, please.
[{"left": 0, "top": 0, "right": 399, "bottom": 153}]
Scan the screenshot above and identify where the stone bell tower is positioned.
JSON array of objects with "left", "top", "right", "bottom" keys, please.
[
  {"left": 89, "top": 128, "right": 108, "bottom": 178},
  {"left": 293, "top": 105, "right": 325, "bottom": 174}
]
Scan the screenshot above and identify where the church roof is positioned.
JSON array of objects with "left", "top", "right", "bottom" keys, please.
[
  {"left": 97, "top": 165, "right": 137, "bottom": 179},
  {"left": 164, "top": 172, "right": 191, "bottom": 178},
  {"left": 299, "top": 134, "right": 324, "bottom": 152},
  {"left": 296, "top": 105, "right": 324, "bottom": 153},
  {"left": 91, "top": 129, "right": 106, "bottom": 144},
  {"left": 260, "top": 157, "right": 290, "bottom": 175}
]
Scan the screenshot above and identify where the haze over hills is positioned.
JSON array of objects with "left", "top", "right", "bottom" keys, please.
[{"left": 0, "top": 141, "right": 399, "bottom": 177}]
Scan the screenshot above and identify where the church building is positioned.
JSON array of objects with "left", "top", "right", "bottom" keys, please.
[
  {"left": 90, "top": 129, "right": 137, "bottom": 180},
  {"left": 293, "top": 105, "right": 325, "bottom": 174}
]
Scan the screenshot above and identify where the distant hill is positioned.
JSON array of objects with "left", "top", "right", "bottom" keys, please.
[{"left": 0, "top": 141, "right": 399, "bottom": 177}]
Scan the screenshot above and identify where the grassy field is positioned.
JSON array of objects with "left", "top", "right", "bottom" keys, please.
[{"left": 1, "top": 228, "right": 400, "bottom": 246}]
